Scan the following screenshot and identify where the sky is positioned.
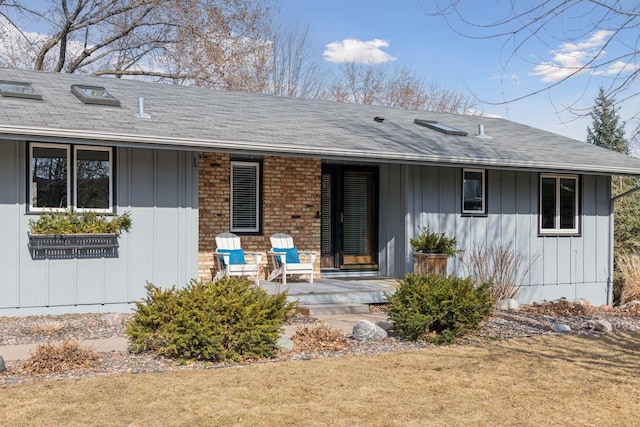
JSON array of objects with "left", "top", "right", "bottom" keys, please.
[{"left": 277, "top": 0, "right": 639, "bottom": 143}]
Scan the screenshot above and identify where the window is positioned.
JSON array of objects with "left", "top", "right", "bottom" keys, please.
[
  {"left": 231, "top": 161, "right": 260, "bottom": 233},
  {"left": 540, "top": 174, "right": 579, "bottom": 234},
  {"left": 71, "top": 85, "right": 120, "bottom": 106},
  {"left": 462, "top": 169, "right": 486, "bottom": 214},
  {"left": 414, "top": 119, "right": 468, "bottom": 136},
  {"left": 0, "top": 80, "right": 42, "bottom": 100},
  {"left": 30, "top": 143, "right": 113, "bottom": 212}
]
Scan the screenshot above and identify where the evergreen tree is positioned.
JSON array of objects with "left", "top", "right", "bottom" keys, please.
[
  {"left": 586, "top": 88, "right": 640, "bottom": 303},
  {"left": 586, "top": 87, "right": 628, "bottom": 154}
]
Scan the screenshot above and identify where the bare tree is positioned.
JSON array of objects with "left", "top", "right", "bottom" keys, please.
[
  {"left": 0, "top": 0, "right": 273, "bottom": 89},
  {"left": 324, "top": 62, "right": 478, "bottom": 114},
  {"left": 267, "top": 22, "right": 328, "bottom": 99},
  {"left": 429, "top": 1, "right": 639, "bottom": 112}
]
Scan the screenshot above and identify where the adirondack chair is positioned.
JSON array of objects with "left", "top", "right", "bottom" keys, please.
[
  {"left": 267, "top": 233, "right": 316, "bottom": 288},
  {"left": 212, "top": 232, "right": 262, "bottom": 285}
]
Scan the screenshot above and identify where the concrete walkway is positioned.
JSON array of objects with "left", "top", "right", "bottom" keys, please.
[{"left": 0, "top": 312, "right": 389, "bottom": 362}]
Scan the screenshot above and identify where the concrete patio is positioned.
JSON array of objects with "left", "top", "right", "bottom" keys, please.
[{"left": 259, "top": 276, "right": 398, "bottom": 315}]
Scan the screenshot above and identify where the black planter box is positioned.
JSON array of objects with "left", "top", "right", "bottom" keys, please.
[{"left": 28, "top": 233, "right": 119, "bottom": 259}]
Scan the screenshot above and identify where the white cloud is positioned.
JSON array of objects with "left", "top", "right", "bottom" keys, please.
[
  {"left": 602, "top": 60, "right": 639, "bottom": 75},
  {"left": 530, "top": 30, "right": 613, "bottom": 82},
  {"left": 323, "top": 38, "right": 396, "bottom": 64}
]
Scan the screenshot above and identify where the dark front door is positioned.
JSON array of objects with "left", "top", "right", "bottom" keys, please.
[{"left": 321, "top": 165, "right": 378, "bottom": 271}]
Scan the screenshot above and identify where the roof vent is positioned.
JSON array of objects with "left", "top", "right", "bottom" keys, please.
[
  {"left": 474, "top": 124, "right": 493, "bottom": 139},
  {"left": 374, "top": 116, "right": 384, "bottom": 122},
  {"left": 135, "top": 96, "right": 151, "bottom": 119}
]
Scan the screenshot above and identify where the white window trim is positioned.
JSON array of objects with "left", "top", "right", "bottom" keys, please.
[
  {"left": 539, "top": 174, "right": 579, "bottom": 235},
  {"left": 29, "top": 143, "right": 114, "bottom": 213},
  {"left": 74, "top": 145, "right": 113, "bottom": 213},
  {"left": 29, "top": 143, "right": 71, "bottom": 212},
  {"left": 230, "top": 161, "right": 260, "bottom": 233},
  {"left": 462, "top": 168, "right": 486, "bottom": 214}
]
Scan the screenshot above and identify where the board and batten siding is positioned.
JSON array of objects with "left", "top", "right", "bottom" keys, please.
[
  {"left": 0, "top": 140, "right": 199, "bottom": 316},
  {"left": 378, "top": 163, "right": 613, "bottom": 305}
]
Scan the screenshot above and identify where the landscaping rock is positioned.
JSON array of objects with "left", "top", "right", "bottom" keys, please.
[
  {"left": 496, "top": 299, "right": 521, "bottom": 311},
  {"left": 585, "top": 319, "right": 613, "bottom": 334},
  {"left": 552, "top": 323, "right": 571, "bottom": 333},
  {"left": 376, "top": 321, "right": 394, "bottom": 332},
  {"left": 573, "top": 298, "right": 590, "bottom": 307},
  {"left": 276, "top": 336, "right": 294, "bottom": 352},
  {"left": 352, "top": 320, "right": 388, "bottom": 342},
  {"left": 102, "top": 312, "right": 127, "bottom": 327},
  {"left": 0, "top": 355, "right": 5, "bottom": 372}
]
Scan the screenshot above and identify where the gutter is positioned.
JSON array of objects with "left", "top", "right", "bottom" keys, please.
[{"left": 3, "top": 124, "right": 640, "bottom": 176}]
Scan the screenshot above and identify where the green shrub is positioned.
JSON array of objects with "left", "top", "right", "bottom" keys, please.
[
  {"left": 29, "top": 209, "right": 132, "bottom": 235},
  {"left": 410, "top": 226, "right": 460, "bottom": 256},
  {"left": 386, "top": 273, "right": 493, "bottom": 344},
  {"left": 126, "top": 278, "right": 294, "bottom": 362}
]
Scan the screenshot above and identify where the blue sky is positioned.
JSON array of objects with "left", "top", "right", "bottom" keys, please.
[{"left": 278, "top": 0, "right": 639, "bottom": 142}]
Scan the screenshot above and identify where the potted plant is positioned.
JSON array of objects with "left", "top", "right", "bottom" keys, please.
[{"left": 410, "top": 226, "right": 460, "bottom": 276}]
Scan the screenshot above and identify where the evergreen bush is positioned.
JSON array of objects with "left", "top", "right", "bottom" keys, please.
[
  {"left": 126, "top": 278, "right": 294, "bottom": 362},
  {"left": 29, "top": 209, "right": 132, "bottom": 235},
  {"left": 386, "top": 273, "right": 493, "bottom": 344}
]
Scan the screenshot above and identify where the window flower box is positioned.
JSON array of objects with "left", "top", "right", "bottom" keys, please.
[{"left": 28, "top": 233, "right": 119, "bottom": 259}]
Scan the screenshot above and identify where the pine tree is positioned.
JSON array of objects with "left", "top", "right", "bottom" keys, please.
[
  {"left": 586, "top": 87, "right": 628, "bottom": 154},
  {"left": 587, "top": 88, "right": 640, "bottom": 303}
]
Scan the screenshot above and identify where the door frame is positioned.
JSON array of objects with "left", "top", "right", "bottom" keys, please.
[{"left": 321, "top": 164, "right": 379, "bottom": 271}]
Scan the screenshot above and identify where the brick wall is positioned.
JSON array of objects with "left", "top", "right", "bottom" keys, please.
[{"left": 198, "top": 153, "right": 322, "bottom": 281}]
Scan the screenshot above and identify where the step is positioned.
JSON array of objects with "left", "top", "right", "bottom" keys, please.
[
  {"left": 287, "top": 290, "right": 388, "bottom": 306},
  {"left": 298, "top": 303, "right": 371, "bottom": 316}
]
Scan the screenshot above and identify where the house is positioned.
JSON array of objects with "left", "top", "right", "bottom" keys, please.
[{"left": 1, "top": 68, "right": 639, "bottom": 316}]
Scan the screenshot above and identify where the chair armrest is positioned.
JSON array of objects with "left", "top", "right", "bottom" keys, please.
[
  {"left": 297, "top": 251, "right": 317, "bottom": 263},
  {"left": 244, "top": 252, "right": 263, "bottom": 264},
  {"left": 212, "top": 251, "right": 229, "bottom": 269},
  {"left": 268, "top": 250, "right": 288, "bottom": 265}
]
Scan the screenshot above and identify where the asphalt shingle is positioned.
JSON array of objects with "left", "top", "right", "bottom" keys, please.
[{"left": 1, "top": 67, "right": 639, "bottom": 175}]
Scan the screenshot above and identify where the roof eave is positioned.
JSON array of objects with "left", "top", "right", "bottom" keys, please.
[{"left": 1, "top": 125, "right": 639, "bottom": 176}]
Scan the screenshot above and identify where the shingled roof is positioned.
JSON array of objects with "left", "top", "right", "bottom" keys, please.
[{"left": 1, "top": 67, "right": 639, "bottom": 175}]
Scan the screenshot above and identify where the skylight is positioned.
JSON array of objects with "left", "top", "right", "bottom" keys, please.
[
  {"left": 414, "top": 119, "right": 468, "bottom": 136},
  {"left": 0, "top": 80, "right": 42, "bottom": 100},
  {"left": 71, "top": 85, "right": 120, "bottom": 106}
]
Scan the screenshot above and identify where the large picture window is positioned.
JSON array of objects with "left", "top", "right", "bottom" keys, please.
[
  {"left": 462, "top": 169, "right": 486, "bottom": 214},
  {"left": 540, "top": 174, "right": 579, "bottom": 234},
  {"left": 30, "top": 143, "right": 113, "bottom": 213},
  {"left": 230, "top": 161, "right": 260, "bottom": 233}
]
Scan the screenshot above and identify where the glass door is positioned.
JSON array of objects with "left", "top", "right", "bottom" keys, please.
[{"left": 321, "top": 166, "right": 378, "bottom": 270}]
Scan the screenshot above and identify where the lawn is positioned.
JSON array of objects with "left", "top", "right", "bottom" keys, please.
[{"left": 2, "top": 332, "right": 640, "bottom": 426}]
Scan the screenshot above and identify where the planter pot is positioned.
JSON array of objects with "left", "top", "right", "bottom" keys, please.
[
  {"left": 28, "top": 233, "right": 119, "bottom": 259},
  {"left": 412, "top": 252, "right": 448, "bottom": 277}
]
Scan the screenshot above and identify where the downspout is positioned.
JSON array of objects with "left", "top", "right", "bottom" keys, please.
[{"left": 608, "top": 185, "right": 640, "bottom": 305}]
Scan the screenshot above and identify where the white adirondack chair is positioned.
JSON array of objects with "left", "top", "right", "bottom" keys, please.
[
  {"left": 212, "top": 232, "right": 262, "bottom": 285},
  {"left": 267, "top": 233, "right": 316, "bottom": 289}
]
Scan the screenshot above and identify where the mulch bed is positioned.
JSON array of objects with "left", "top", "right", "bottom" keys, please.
[{"left": 2, "top": 299, "right": 640, "bottom": 385}]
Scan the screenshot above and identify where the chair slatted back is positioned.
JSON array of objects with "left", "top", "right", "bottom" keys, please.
[{"left": 270, "top": 233, "right": 295, "bottom": 249}]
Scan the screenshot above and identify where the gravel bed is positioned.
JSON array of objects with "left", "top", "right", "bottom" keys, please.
[{"left": 2, "top": 303, "right": 640, "bottom": 385}]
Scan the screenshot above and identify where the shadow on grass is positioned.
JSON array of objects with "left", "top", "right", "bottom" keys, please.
[{"left": 493, "top": 331, "right": 640, "bottom": 382}]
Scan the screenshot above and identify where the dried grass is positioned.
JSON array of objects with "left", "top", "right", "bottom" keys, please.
[
  {"left": 461, "top": 242, "right": 536, "bottom": 301},
  {"left": 19, "top": 341, "right": 100, "bottom": 374},
  {"left": 618, "top": 253, "right": 640, "bottom": 304},
  {"left": 30, "top": 319, "right": 68, "bottom": 335},
  {"left": 4, "top": 333, "right": 640, "bottom": 426},
  {"left": 292, "top": 324, "right": 350, "bottom": 352}
]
